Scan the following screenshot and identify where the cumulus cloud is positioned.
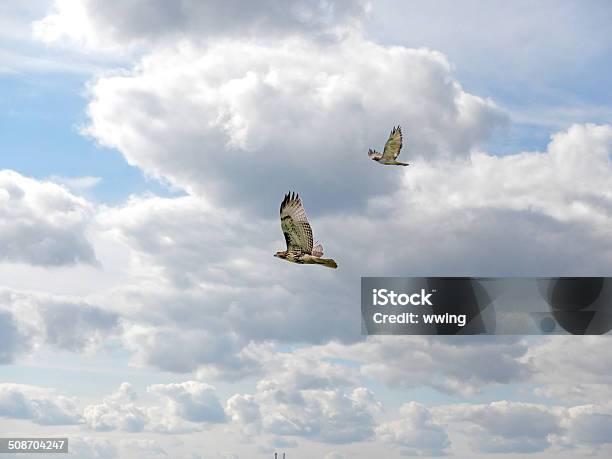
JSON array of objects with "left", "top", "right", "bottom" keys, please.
[
  {"left": 561, "top": 403, "right": 612, "bottom": 447},
  {"left": 256, "top": 383, "right": 380, "bottom": 444},
  {"left": 0, "top": 383, "right": 81, "bottom": 425},
  {"left": 318, "top": 337, "right": 531, "bottom": 396},
  {"left": 40, "top": 300, "right": 119, "bottom": 351},
  {"left": 28, "top": 0, "right": 612, "bottom": 415},
  {"left": 226, "top": 393, "right": 260, "bottom": 424},
  {"left": 0, "top": 288, "right": 120, "bottom": 357},
  {"left": 439, "top": 401, "right": 561, "bottom": 453},
  {"left": 0, "top": 310, "right": 28, "bottom": 363},
  {"left": 11, "top": 1, "right": 612, "bottom": 456},
  {"left": 0, "top": 170, "right": 96, "bottom": 266},
  {"left": 84, "top": 383, "right": 147, "bottom": 432},
  {"left": 148, "top": 381, "right": 226, "bottom": 424},
  {"left": 526, "top": 336, "right": 612, "bottom": 402},
  {"left": 321, "top": 123, "right": 612, "bottom": 277},
  {"left": 34, "top": 0, "right": 369, "bottom": 52},
  {"left": 398, "top": 123, "right": 612, "bottom": 231},
  {"left": 436, "top": 399, "right": 612, "bottom": 454},
  {"left": 71, "top": 12, "right": 611, "bottom": 387},
  {"left": 97, "top": 195, "right": 359, "bottom": 375},
  {"left": 66, "top": 437, "right": 118, "bottom": 459},
  {"left": 376, "top": 402, "right": 450, "bottom": 456},
  {"left": 83, "top": 37, "right": 505, "bottom": 212},
  {"left": 223, "top": 348, "right": 379, "bottom": 444},
  {"left": 121, "top": 322, "right": 247, "bottom": 374},
  {"left": 92, "top": 123, "right": 612, "bottom": 383},
  {"left": 83, "top": 381, "right": 227, "bottom": 435}
]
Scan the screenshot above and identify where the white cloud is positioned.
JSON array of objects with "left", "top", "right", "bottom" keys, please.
[
  {"left": 561, "top": 403, "right": 612, "bottom": 446},
  {"left": 376, "top": 402, "right": 450, "bottom": 456},
  {"left": 256, "top": 383, "right": 380, "bottom": 444},
  {"left": 48, "top": 175, "right": 102, "bottom": 191},
  {"left": 0, "top": 3, "right": 115, "bottom": 75},
  {"left": 226, "top": 394, "right": 260, "bottom": 425},
  {"left": 83, "top": 37, "right": 505, "bottom": 212},
  {"left": 322, "top": 123, "right": 612, "bottom": 277},
  {"left": 96, "top": 195, "right": 360, "bottom": 375},
  {"left": 67, "top": 437, "right": 169, "bottom": 459},
  {"left": 439, "top": 401, "right": 561, "bottom": 453},
  {"left": 0, "top": 288, "right": 120, "bottom": 357},
  {"left": 526, "top": 336, "right": 612, "bottom": 402},
  {"left": 120, "top": 322, "right": 246, "bottom": 374},
  {"left": 84, "top": 381, "right": 227, "bottom": 436},
  {"left": 367, "top": 0, "right": 612, "bottom": 86},
  {"left": 0, "top": 383, "right": 81, "bottom": 425},
  {"left": 0, "top": 309, "right": 28, "bottom": 363},
  {"left": 33, "top": 0, "right": 368, "bottom": 53},
  {"left": 218, "top": 345, "right": 380, "bottom": 446},
  {"left": 223, "top": 347, "right": 381, "bottom": 444},
  {"left": 38, "top": 299, "right": 119, "bottom": 352},
  {"left": 436, "top": 399, "right": 612, "bottom": 454},
  {"left": 271, "top": 436, "right": 298, "bottom": 448},
  {"left": 319, "top": 337, "right": 531, "bottom": 396},
  {"left": 5, "top": 2, "right": 612, "bottom": 456},
  {"left": 27, "top": 1, "right": 612, "bottom": 424},
  {"left": 84, "top": 383, "right": 147, "bottom": 432},
  {"left": 89, "top": 124, "right": 612, "bottom": 387},
  {"left": 115, "top": 439, "right": 169, "bottom": 459},
  {"left": 403, "top": 123, "right": 612, "bottom": 225},
  {"left": 148, "top": 381, "right": 226, "bottom": 424},
  {"left": 323, "top": 453, "right": 346, "bottom": 459},
  {"left": 0, "top": 170, "right": 97, "bottom": 266},
  {"left": 66, "top": 437, "right": 118, "bottom": 459}
]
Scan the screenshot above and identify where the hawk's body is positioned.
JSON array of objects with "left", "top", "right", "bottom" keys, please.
[
  {"left": 274, "top": 192, "right": 337, "bottom": 269},
  {"left": 368, "top": 126, "right": 409, "bottom": 166}
]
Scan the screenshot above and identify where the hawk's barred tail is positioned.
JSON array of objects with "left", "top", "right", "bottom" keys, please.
[{"left": 314, "top": 257, "right": 338, "bottom": 269}]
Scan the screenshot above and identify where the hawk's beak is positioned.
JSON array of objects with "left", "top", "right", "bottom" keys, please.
[{"left": 273, "top": 253, "right": 278, "bottom": 257}]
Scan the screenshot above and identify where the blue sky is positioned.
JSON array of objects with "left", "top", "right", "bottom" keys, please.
[{"left": 0, "top": 72, "right": 179, "bottom": 203}]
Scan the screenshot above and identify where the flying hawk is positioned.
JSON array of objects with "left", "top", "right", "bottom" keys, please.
[
  {"left": 274, "top": 192, "right": 338, "bottom": 269},
  {"left": 368, "top": 126, "right": 409, "bottom": 166}
]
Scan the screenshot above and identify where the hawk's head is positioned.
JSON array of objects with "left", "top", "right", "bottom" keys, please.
[
  {"left": 274, "top": 251, "right": 288, "bottom": 259},
  {"left": 368, "top": 148, "right": 382, "bottom": 161}
]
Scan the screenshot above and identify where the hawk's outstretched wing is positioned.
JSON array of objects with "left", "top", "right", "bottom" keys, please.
[
  {"left": 280, "top": 192, "right": 314, "bottom": 254},
  {"left": 381, "top": 126, "right": 403, "bottom": 161}
]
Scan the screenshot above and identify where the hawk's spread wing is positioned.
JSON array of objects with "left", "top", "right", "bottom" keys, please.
[
  {"left": 381, "top": 126, "right": 403, "bottom": 161},
  {"left": 280, "top": 192, "right": 314, "bottom": 254}
]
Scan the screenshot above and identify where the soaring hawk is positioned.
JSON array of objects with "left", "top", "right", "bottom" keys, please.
[
  {"left": 368, "top": 126, "right": 409, "bottom": 166},
  {"left": 274, "top": 192, "right": 337, "bottom": 269}
]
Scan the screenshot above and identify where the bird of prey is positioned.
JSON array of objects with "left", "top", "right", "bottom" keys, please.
[
  {"left": 274, "top": 192, "right": 338, "bottom": 269},
  {"left": 368, "top": 126, "right": 409, "bottom": 166}
]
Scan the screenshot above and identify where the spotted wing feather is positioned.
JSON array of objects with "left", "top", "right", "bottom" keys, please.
[
  {"left": 280, "top": 192, "right": 314, "bottom": 254},
  {"left": 381, "top": 126, "right": 403, "bottom": 161}
]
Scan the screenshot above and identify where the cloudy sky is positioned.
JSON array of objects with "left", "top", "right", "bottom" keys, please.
[{"left": 1, "top": 1, "right": 612, "bottom": 458}]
